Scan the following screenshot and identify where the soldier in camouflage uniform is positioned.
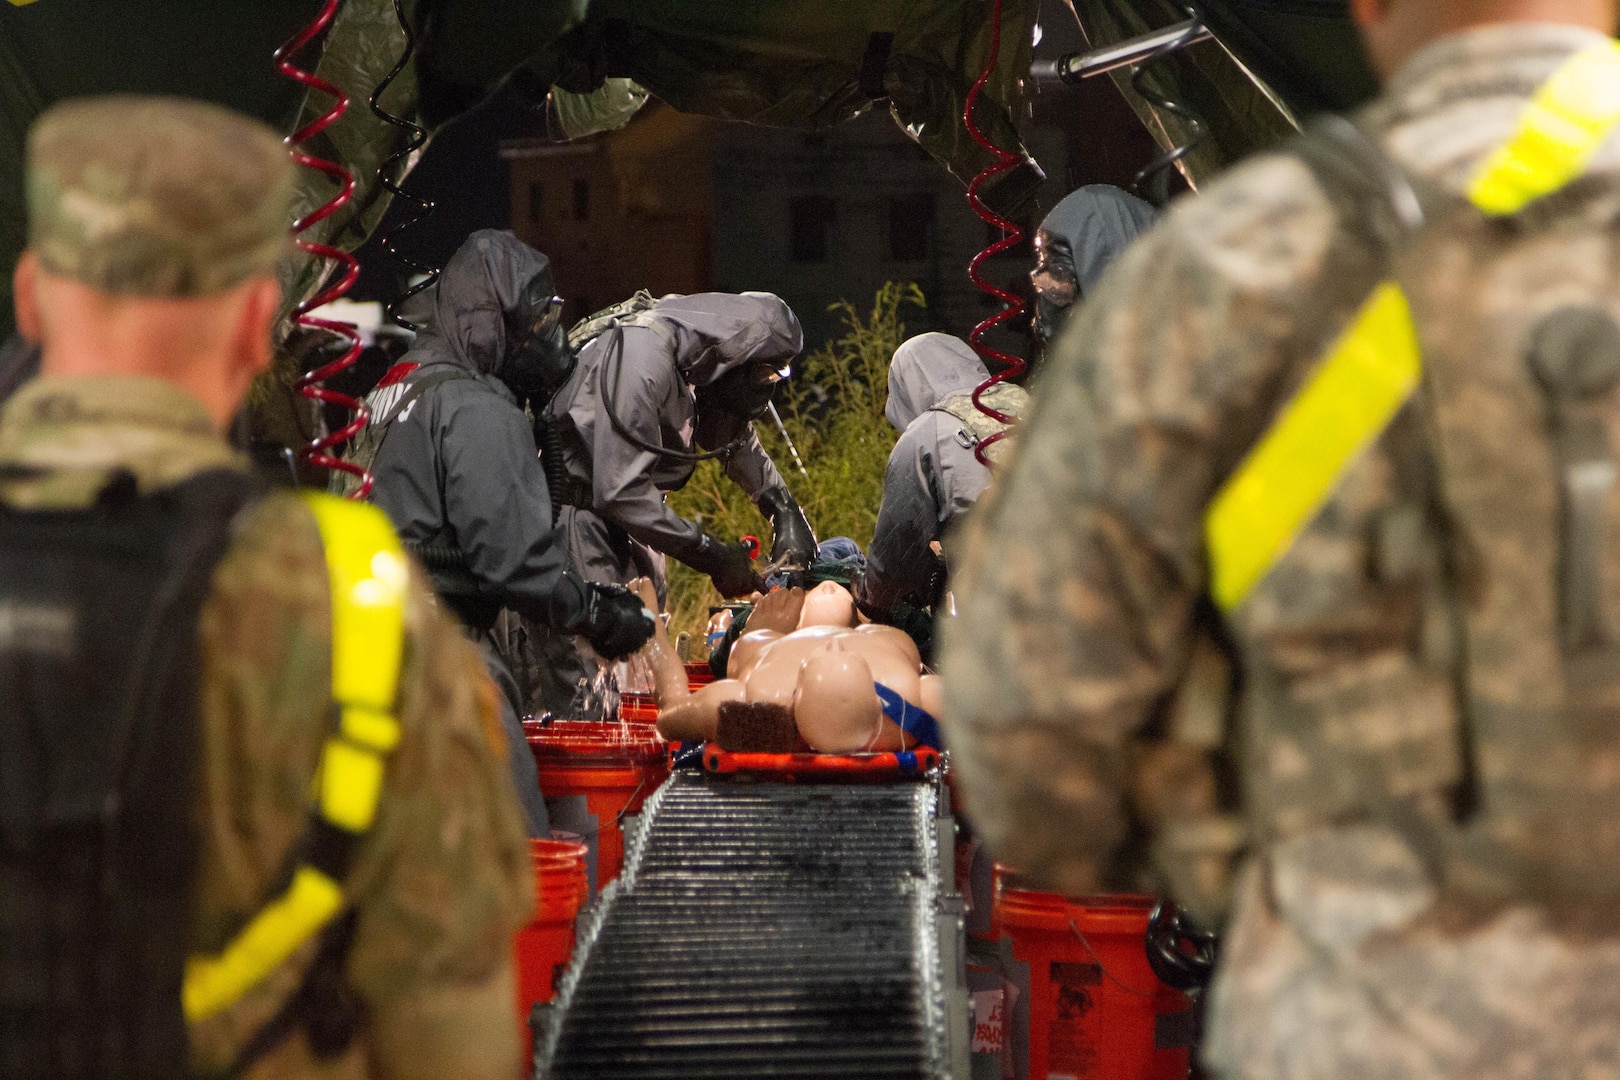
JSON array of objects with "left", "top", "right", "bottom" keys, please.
[
  {"left": 941, "top": 1, "right": 1620, "bottom": 1077},
  {"left": 2, "top": 97, "right": 531, "bottom": 1079}
]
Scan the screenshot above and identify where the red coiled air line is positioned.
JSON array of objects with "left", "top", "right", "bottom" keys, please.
[
  {"left": 276, "top": 0, "right": 372, "bottom": 498},
  {"left": 961, "top": 0, "right": 1028, "bottom": 467}
]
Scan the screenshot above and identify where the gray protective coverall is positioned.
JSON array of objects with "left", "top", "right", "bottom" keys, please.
[
  {"left": 546, "top": 292, "right": 802, "bottom": 593},
  {"left": 529, "top": 292, "right": 801, "bottom": 711},
  {"left": 862, "top": 333, "right": 1002, "bottom": 612},
  {"left": 359, "top": 230, "right": 589, "bottom": 835}
]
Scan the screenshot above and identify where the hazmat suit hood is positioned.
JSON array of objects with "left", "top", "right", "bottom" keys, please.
[
  {"left": 885, "top": 333, "right": 989, "bottom": 431},
  {"left": 1031, "top": 185, "right": 1156, "bottom": 345},
  {"left": 648, "top": 292, "right": 803, "bottom": 388},
  {"left": 425, "top": 229, "right": 555, "bottom": 379},
  {"left": 1037, "top": 185, "right": 1158, "bottom": 294}
]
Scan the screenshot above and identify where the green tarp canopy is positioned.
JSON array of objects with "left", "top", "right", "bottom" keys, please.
[{"left": 0, "top": 0, "right": 1381, "bottom": 343}]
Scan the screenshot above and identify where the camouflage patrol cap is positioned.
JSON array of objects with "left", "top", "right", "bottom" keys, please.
[{"left": 26, "top": 95, "right": 294, "bottom": 296}]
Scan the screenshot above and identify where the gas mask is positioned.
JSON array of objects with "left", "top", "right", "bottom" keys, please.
[
  {"left": 502, "top": 271, "right": 573, "bottom": 400},
  {"left": 1030, "top": 229, "right": 1080, "bottom": 346},
  {"left": 701, "top": 357, "right": 792, "bottom": 422}
]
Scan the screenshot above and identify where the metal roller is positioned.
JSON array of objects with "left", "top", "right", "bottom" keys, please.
[{"left": 536, "top": 770, "right": 961, "bottom": 1079}]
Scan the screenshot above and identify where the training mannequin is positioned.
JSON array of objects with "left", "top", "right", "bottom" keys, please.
[{"left": 635, "top": 580, "right": 941, "bottom": 752}]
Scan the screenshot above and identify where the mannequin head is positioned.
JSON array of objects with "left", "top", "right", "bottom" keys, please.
[{"left": 798, "top": 580, "right": 857, "bottom": 629}]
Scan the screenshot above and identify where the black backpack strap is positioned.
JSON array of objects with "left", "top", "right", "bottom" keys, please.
[
  {"left": 223, "top": 910, "right": 361, "bottom": 1076},
  {"left": 367, "top": 365, "right": 477, "bottom": 464},
  {"left": 0, "top": 467, "right": 256, "bottom": 1080},
  {"left": 1288, "top": 113, "right": 1428, "bottom": 247}
]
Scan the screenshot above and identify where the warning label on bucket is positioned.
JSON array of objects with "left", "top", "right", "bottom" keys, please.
[
  {"left": 972, "top": 988, "right": 1005, "bottom": 1055},
  {"left": 1046, "top": 961, "right": 1101, "bottom": 1079}
]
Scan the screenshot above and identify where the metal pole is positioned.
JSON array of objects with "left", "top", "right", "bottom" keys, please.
[
  {"left": 1031, "top": 18, "right": 1212, "bottom": 84},
  {"left": 767, "top": 401, "right": 809, "bottom": 477}
]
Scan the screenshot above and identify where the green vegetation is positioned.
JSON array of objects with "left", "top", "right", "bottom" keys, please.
[{"left": 665, "top": 282, "right": 927, "bottom": 641}]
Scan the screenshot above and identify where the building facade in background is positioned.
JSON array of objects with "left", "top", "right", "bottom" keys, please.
[
  {"left": 504, "top": 106, "right": 715, "bottom": 326},
  {"left": 504, "top": 3, "right": 1164, "bottom": 353}
]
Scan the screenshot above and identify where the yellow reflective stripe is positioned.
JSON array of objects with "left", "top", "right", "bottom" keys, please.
[
  {"left": 1468, "top": 39, "right": 1620, "bottom": 215},
  {"left": 319, "top": 735, "right": 389, "bottom": 831},
  {"left": 182, "top": 866, "right": 344, "bottom": 1022},
  {"left": 300, "top": 492, "right": 408, "bottom": 716},
  {"left": 181, "top": 493, "right": 408, "bottom": 1023},
  {"left": 341, "top": 703, "right": 402, "bottom": 753},
  {"left": 1205, "top": 282, "right": 1421, "bottom": 612}
]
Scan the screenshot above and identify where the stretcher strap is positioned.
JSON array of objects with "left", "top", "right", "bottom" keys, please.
[
  {"left": 876, "top": 682, "right": 943, "bottom": 749},
  {"left": 182, "top": 492, "right": 407, "bottom": 1023}
]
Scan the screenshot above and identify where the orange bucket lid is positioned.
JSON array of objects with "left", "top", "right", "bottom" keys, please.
[
  {"left": 998, "top": 886, "right": 1157, "bottom": 933},
  {"left": 524, "top": 719, "right": 667, "bottom": 765}
]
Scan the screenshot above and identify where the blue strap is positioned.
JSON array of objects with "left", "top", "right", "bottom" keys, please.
[{"left": 875, "top": 683, "right": 944, "bottom": 749}]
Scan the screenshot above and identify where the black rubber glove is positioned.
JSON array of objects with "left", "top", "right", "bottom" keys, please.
[
  {"left": 578, "top": 583, "right": 656, "bottom": 660},
  {"left": 757, "top": 486, "right": 817, "bottom": 569},
  {"left": 687, "top": 532, "right": 764, "bottom": 598}
]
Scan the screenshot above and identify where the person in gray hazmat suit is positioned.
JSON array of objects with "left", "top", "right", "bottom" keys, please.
[
  {"left": 855, "top": 186, "right": 1155, "bottom": 621},
  {"left": 337, "top": 229, "right": 656, "bottom": 834},
  {"left": 531, "top": 291, "right": 817, "bottom": 712},
  {"left": 855, "top": 332, "right": 1027, "bottom": 621},
  {"left": 1030, "top": 184, "right": 1157, "bottom": 351}
]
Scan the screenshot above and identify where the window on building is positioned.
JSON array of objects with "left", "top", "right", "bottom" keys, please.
[
  {"left": 527, "top": 181, "right": 544, "bottom": 224},
  {"left": 888, "top": 193, "right": 935, "bottom": 262},
  {"left": 790, "top": 196, "right": 835, "bottom": 263},
  {"left": 573, "top": 177, "right": 591, "bottom": 221}
]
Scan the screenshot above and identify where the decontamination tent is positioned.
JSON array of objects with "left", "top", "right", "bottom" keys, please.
[{"left": 0, "top": 0, "right": 1379, "bottom": 342}]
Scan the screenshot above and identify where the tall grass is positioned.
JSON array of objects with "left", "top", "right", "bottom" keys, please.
[{"left": 665, "top": 282, "right": 927, "bottom": 640}]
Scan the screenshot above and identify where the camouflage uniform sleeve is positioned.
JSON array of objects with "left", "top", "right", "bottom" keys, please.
[
  {"left": 939, "top": 154, "right": 1341, "bottom": 893},
  {"left": 344, "top": 550, "right": 534, "bottom": 1073},
  {"left": 194, "top": 492, "right": 532, "bottom": 1079}
]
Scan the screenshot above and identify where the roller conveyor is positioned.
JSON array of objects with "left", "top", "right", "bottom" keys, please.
[{"left": 535, "top": 769, "right": 966, "bottom": 1079}]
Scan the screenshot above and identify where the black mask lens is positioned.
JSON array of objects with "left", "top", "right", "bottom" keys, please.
[
  {"left": 709, "top": 360, "right": 788, "bottom": 421},
  {"left": 504, "top": 279, "right": 574, "bottom": 398},
  {"left": 1031, "top": 230, "right": 1080, "bottom": 345}
]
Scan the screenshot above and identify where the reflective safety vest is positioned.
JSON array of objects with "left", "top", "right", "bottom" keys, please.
[
  {"left": 181, "top": 492, "right": 408, "bottom": 1024},
  {"left": 1205, "top": 38, "right": 1620, "bottom": 613}
]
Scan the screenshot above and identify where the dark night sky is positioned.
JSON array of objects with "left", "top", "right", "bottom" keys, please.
[{"left": 352, "top": 84, "right": 542, "bottom": 304}]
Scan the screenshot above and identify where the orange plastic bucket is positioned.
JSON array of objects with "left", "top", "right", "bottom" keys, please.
[
  {"left": 526, "top": 720, "right": 669, "bottom": 895},
  {"left": 514, "top": 838, "right": 588, "bottom": 1018},
  {"left": 619, "top": 692, "right": 660, "bottom": 724},
  {"left": 999, "top": 889, "right": 1193, "bottom": 1080},
  {"left": 685, "top": 662, "right": 715, "bottom": 691}
]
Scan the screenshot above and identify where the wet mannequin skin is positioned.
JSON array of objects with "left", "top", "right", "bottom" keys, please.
[{"left": 632, "top": 579, "right": 934, "bottom": 750}]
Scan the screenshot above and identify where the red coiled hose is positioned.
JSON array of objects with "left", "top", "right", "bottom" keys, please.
[
  {"left": 961, "top": 0, "right": 1026, "bottom": 467},
  {"left": 276, "top": 0, "right": 371, "bottom": 497}
]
